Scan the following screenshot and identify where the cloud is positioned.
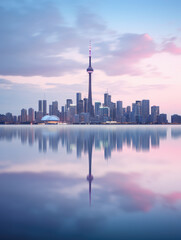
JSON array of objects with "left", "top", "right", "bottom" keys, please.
[
  {"left": 76, "top": 7, "right": 107, "bottom": 33},
  {"left": 0, "top": 0, "right": 181, "bottom": 80},
  {"left": 0, "top": 0, "right": 86, "bottom": 77},
  {"left": 163, "top": 42, "right": 181, "bottom": 55},
  {"left": 96, "top": 172, "right": 156, "bottom": 212},
  {"left": 95, "top": 33, "right": 156, "bottom": 76}
]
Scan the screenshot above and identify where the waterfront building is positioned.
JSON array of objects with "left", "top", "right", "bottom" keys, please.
[
  {"left": 83, "top": 98, "right": 88, "bottom": 113},
  {"left": 38, "top": 100, "right": 42, "bottom": 112},
  {"left": 28, "top": 108, "right": 34, "bottom": 122},
  {"left": 66, "top": 99, "right": 73, "bottom": 110},
  {"left": 49, "top": 105, "right": 52, "bottom": 115},
  {"left": 52, "top": 101, "right": 58, "bottom": 116},
  {"left": 77, "top": 100, "right": 83, "bottom": 114},
  {"left": 151, "top": 106, "right": 159, "bottom": 123},
  {"left": 21, "top": 108, "right": 27, "bottom": 123},
  {"left": 76, "top": 93, "right": 82, "bottom": 113},
  {"left": 171, "top": 114, "right": 181, "bottom": 124},
  {"left": 43, "top": 100, "right": 47, "bottom": 116},
  {"left": 99, "top": 106, "right": 109, "bottom": 122},
  {"left": 158, "top": 114, "right": 168, "bottom": 124},
  {"left": 116, "top": 101, "right": 123, "bottom": 122},
  {"left": 142, "top": 100, "right": 149, "bottom": 124},
  {"left": 95, "top": 102, "right": 101, "bottom": 116}
]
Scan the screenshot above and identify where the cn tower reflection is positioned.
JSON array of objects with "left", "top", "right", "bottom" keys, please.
[{"left": 87, "top": 135, "right": 94, "bottom": 206}]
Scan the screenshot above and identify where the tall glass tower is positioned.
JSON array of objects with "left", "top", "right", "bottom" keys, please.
[{"left": 87, "top": 42, "right": 94, "bottom": 117}]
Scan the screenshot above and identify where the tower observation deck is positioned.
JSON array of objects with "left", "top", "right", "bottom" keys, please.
[{"left": 87, "top": 42, "right": 94, "bottom": 117}]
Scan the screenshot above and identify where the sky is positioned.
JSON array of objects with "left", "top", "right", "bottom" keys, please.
[{"left": 0, "top": 0, "right": 181, "bottom": 119}]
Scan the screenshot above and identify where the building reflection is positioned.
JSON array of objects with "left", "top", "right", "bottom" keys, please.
[
  {"left": 87, "top": 134, "right": 94, "bottom": 206},
  {"left": 0, "top": 126, "right": 168, "bottom": 157}
]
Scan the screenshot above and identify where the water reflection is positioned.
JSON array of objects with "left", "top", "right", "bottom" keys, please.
[
  {"left": 171, "top": 128, "right": 181, "bottom": 139},
  {"left": 0, "top": 126, "right": 167, "bottom": 157},
  {"left": 0, "top": 126, "right": 181, "bottom": 240}
]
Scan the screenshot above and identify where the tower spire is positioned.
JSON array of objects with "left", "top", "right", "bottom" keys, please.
[
  {"left": 87, "top": 41, "right": 94, "bottom": 118},
  {"left": 89, "top": 41, "right": 91, "bottom": 57}
]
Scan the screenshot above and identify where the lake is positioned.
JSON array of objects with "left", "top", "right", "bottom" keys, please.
[{"left": 0, "top": 125, "right": 181, "bottom": 240}]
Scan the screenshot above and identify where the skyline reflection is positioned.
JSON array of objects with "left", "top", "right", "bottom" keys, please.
[
  {"left": 0, "top": 125, "right": 181, "bottom": 240},
  {"left": 0, "top": 126, "right": 167, "bottom": 158}
]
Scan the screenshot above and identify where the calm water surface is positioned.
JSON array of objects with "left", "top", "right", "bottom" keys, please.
[{"left": 0, "top": 125, "right": 181, "bottom": 240}]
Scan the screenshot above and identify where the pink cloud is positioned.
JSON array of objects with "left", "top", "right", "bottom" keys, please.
[
  {"left": 96, "top": 33, "right": 156, "bottom": 76},
  {"left": 97, "top": 172, "right": 156, "bottom": 212},
  {"left": 164, "top": 192, "right": 181, "bottom": 204},
  {"left": 163, "top": 42, "right": 181, "bottom": 55}
]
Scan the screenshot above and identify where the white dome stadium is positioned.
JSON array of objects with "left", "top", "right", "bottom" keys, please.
[{"left": 41, "top": 115, "right": 60, "bottom": 121}]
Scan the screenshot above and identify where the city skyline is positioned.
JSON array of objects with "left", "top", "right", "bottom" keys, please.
[
  {"left": 1, "top": 0, "right": 181, "bottom": 118},
  {"left": 0, "top": 45, "right": 180, "bottom": 124}
]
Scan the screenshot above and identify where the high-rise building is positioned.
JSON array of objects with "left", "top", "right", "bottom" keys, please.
[
  {"left": 21, "top": 108, "right": 27, "bottom": 123},
  {"left": 158, "top": 114, "right": 167, "bottom": 124},
  {"left": 131, "top": 103, "right": 136, "bottom": 123},
  {"left": 104, "top": 93, "right": 111, "bottom": 107},
  {"left": 151, "top": 106, "right": 159, "bottom": 123},
  {"left": 38, "top": 100, "right": 42, "bottom": 112},
  {"left": 83, "top": 98, "right": 88, "bottom": 113},
  {"left": 95, "top": 102, "right": 101, "bottom": 116},
  {"left": 135, "top": 101, "right": 142, "bottom": 123},
  {"left": 61, "top": 106, "right": 65, "bottom": 122},
  {"left": 6, "top": 112, "right": 13, "bottom": 123},
  {"left": 126, "top": 106, "right": 131, "bottom": 123},
  {"left": 77, "top": 100, "right": 83, "bottom": 114},
  {"left": 28, "top": 108, "right": 34, "bottom": 122},
  {"left": 66, "top": 99, "right": 73, "bottom": 110},
  {"left": 35, "top": 111, "right": 43, "bottom": 122},
  {"left": 67, "top": 104, "right": 76, "bottom": 123},
  {"left": 87, "top": 42, "right": 94, "bottom": 117},
  {"left": 43, "top": 100, "right": 47, "bottom": 116},
  {"left": 171, "top": 114, "right": 181, "bottom": 124},
  {"left": 99, "top": 106, "right": 109, "bottom": 122},
  {"left": 108, "top": 94, "right": 111, "bottom": 107},
  {"left": 142, "top": 100, "right": 149, "bottom": 123},
  {"left": 116, "top": 101, "right": 123, "bottom": 122},
  {"left": 52, "top": 101, "right": 58, "bottom": 116},
  {"left": 104, "top": 93, "right": 108, "bottom": 107},
  {"left": 49, "top": 104, "right": 52, "bottom": 115},
  {"left": 76, "top": 93, "right": 81, "bottom": 113},
  {"left": 110, "top": 102, "right": 116, "bottom": 121}
]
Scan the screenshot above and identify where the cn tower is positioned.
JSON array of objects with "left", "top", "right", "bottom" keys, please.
[{"left": 87, "top": 42, "right": 94, "bottom": 117}]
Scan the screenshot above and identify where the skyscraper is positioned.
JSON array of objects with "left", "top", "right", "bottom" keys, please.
[
  {"left": 49, "top": 104, "right": 52, "bottom": 115},
  {"left": 38, "top": 100, "right": 42, "bottom": 112},
  {"left": 21, "top": 108, "right": 27, "bottom": 123},
  {"left": 116, "top": 101, "right": 123, "bottom": 122},
  {"left": 52, "top": 101, "right": 58, "bottom": 116},
  {"left": 77, "top": 100, "right": 83, "bottom": 114},
  {"left": 66, "top": 99, "right": 73, "bottom": 110},
  {"left": 43, "top": 100, "right": 47, "bottom": 116},
  {"left": 87, "top": 42, "right": 94, "bottom": 117},
  {"left": 104, "top": 93, "right": 111, "bottom": 107},
  {"left": 83, "top": 98, "right": 88, "bottom": 113},
  {"left": 95, "top": 102, "right": 101, "bottom": 116},
  {"left": 28, "top": 108, "right": 34, "bottom": 122},
  {"left": 151, "top": 106, "right": 159, "bottom": 123},
  {"left": 142, "top": 100, "right": 149, "bottom": 124},
  {"left": 104, "top": 93, "right": 108, "bottom": 107},
  {"left": 76, "top": 93, "right": 81, "bottom": 113},
  {"left": 136, "top": 101, "right": 142, "bottom": 123}
]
